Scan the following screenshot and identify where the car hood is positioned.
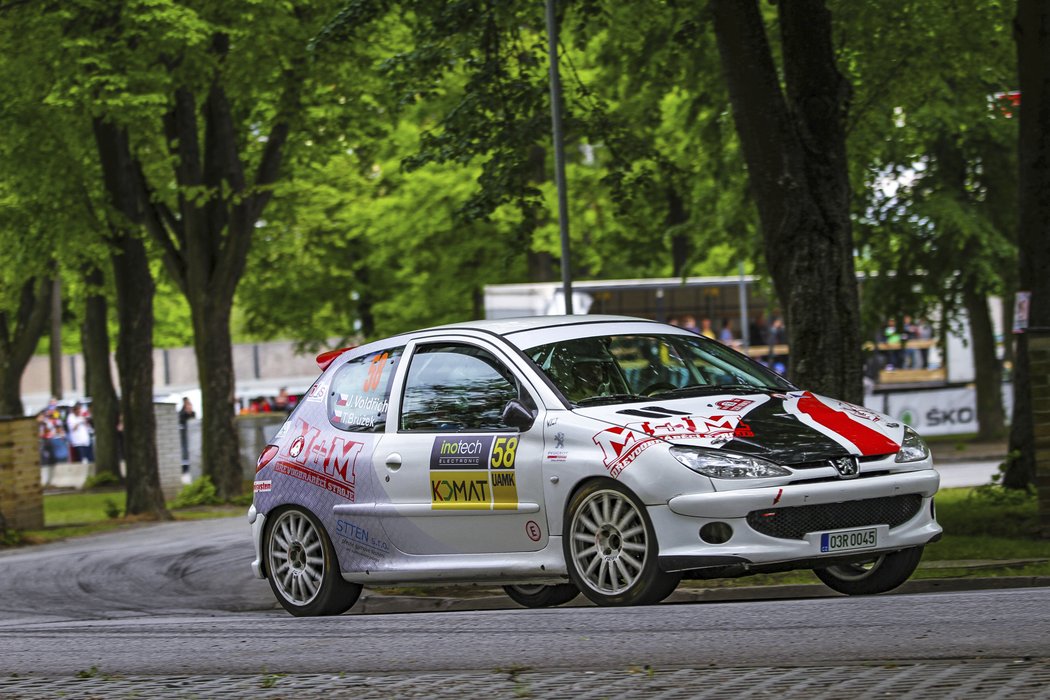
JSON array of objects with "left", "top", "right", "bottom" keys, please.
[{"left": 572, "top": 390, "right": 904, "bottom": 465}]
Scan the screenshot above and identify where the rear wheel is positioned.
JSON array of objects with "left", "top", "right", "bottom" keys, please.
[
  {"left": 265, "top": 506, "right": 361, "bottom": 616},
  {"left": 564, "top": 480, "right": 680, "bottom": 606},
  {"left": 814, "top": 546, "right": 924, "bottom": 595},
  {"left": 503, "top": 584, "right": 580, "bottom": 608}
]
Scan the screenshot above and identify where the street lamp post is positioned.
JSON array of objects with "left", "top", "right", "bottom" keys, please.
[{"left": 545, "top": 0, "right": 574, "bottom": 315}]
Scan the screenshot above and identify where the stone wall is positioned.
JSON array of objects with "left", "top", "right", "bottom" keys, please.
[
  {"left": 0, "top": 418, "right": 43, "bottom": 530},
  {"left": 1029, "top": 334, "right": 1050, "bottom": 536},
  {"left": 154, "top": 403, "right": 183, "bottom": 501}
]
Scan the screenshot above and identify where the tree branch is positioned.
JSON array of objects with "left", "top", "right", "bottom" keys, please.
[{"left": 10, "top": 276, "right": 53, "bottom": 370}]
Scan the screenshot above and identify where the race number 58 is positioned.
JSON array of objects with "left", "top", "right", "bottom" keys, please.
[{"left": 491, "top": 436, "right": 518, "bottom": 468}]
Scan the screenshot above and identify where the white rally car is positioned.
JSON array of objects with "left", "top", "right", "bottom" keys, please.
[{"left": 248, "top": 316, "right": 941, "bottom": 615}]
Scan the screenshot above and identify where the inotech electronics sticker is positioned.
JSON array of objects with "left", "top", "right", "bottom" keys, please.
[{"left": 429, "top": 434, "right": 519, "bottom": 510}]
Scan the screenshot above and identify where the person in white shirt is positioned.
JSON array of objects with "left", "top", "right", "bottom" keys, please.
[{"left": 66, "top": 403, "right": 94, "bottom": 463}]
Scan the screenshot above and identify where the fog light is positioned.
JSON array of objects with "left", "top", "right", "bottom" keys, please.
[{"left": 699, "top": 522, "right": 733, "bottom": 544}]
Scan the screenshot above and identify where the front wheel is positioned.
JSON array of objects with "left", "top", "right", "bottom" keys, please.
[
  {"left": 264, "top": 506, "right": 362, "bottom": 616},
  {"left": 814, "top": 546, "right": 924, "bottom": 595},
  {"left": 564, "top": 480, "right": 680, "bottom": 606},
  {"left": 503, "top": 584, "right": 579, "bottom": 608}
]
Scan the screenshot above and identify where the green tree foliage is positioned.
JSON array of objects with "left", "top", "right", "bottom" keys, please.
[
  {"left": 839, "top": 0, "right": 1016, "bottom": 438},
  {"left": 32, "top": 0, "right": 384, "bottom": 499}
]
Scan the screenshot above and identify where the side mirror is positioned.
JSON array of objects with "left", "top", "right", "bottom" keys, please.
[{"left": 501, "top": 399, "right": 536, "bottom": 431}]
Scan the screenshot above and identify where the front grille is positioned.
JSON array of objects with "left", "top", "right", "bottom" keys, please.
[
  {"left": 746, "top": 494, "right": 923, "bottom": 540},
  {"left": 788, "top": 454, "right": 894, "bottom": 470}
]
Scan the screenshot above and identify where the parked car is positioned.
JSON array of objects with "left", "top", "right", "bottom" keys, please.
[{"left": 248, "top": 316, "right": 941, "bottom": 616}]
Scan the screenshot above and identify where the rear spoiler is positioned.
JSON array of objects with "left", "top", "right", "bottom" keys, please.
[{"left": 315, "top": 346, "right": 355, "bottom": 371}]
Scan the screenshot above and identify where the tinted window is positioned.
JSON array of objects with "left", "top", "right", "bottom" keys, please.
[
  {"left": 400, "top": 344, "right": 519, "bottom": 432},
  {"left": 328, "top": 347, "right": 403, "bottom": 431}
]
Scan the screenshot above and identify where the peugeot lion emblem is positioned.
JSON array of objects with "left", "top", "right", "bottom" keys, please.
[{"left": 832, "top": 456, "right": 860, "bottom": 479}]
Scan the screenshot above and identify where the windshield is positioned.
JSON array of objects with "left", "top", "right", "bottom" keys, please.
[{"left": 525, "top": 333, "right": 795, "bottom": 406}]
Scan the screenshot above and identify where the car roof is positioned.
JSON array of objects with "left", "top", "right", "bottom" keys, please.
[{"left": 424, "top": 315, "right": 659, "bottom": 337}]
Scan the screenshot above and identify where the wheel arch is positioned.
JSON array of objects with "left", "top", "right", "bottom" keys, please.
[{"left": 559, "top": 475, "right": 629, "bottom": 537}]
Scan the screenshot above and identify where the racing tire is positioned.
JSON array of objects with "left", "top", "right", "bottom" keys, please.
[
  {"left": 563, "top": 479, "right": 680, "bottom": 606},
  {"left": 813, "top": 546, "right": 925, "bottom": 596},
  {"left": 264, "top": 505, "right": 362, "bottom": 616},
  {"left": 503, "top": 584, "right": 580, "bottom": 608}
]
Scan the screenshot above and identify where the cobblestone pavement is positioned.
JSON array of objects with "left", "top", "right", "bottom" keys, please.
[{"left": 2, "top": 659, "right": 1048, "bottom": 699}]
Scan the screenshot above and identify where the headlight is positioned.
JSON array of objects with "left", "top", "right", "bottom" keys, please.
[
  {"left": 894, "top": 426, "right": 930, "bottom": 463},
  {"left": 670, "top": 446, "right": 791, "bottom": 479}
]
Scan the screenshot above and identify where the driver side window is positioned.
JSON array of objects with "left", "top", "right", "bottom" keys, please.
[{"left": 400, "top": 343, "right": 520, "bottom": 432}]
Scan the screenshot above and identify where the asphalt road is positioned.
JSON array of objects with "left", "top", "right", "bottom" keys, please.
[
  {"left": 935, "top": 459, "right": 1002, "bottom": 489},
  {"left": 0, "top": 587, "right": 1047, "bottom": 677},
  {"left": 1, "top": 461, "right": 1044, "bottom": 698},
  {"left": 0, "top": 513, "right": 1047, "bottom": 679}
]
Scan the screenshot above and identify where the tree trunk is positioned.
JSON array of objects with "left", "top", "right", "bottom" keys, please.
[
  {"left": 1005, "top": 0, "right": 1050, "bottom": 512},
  {"left": 0, "top": 364, "right": 20, "bottom": 418},
  {"left": 1004, "top": 332, "right": 1035, "bottom": 488},
  {"left": 93, "top": 117, "right": 169, "bottom": 519},
  {"left": 111, "top": 232, "right": 168, "bottom": 518},
  {"left": 0, "top": 277, "right": 53, "bottom": 417},
  {"left": 1007, "top": 1, "right": 1050, "bottom": 537},
  {"left": 81, "top": 265, "right": 121, "bottom": 480},
  {"left": 49, "top": 277, "right": 63, "bottom": 400},
  {"left": 192, "top": 296, "right": 243, "bottom": 498},
  {"left": 962, "top": 283, "right": 1006, "bottom": 441},
  {"left": 932, "top": 137, "right": 1007, "bottom": 443},
  {"left": 711, "top": 0, "right": 863, "bottom": 404},
  {"left": 135, "top": 68, "right": 300, "bottom": 501},
  {"left": 667, "top": 187, "right": 690, "bottom": 278}
]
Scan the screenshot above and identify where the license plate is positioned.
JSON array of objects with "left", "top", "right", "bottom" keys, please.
[{"left": 820, "top": 527, "right": 878, "bottom": 553}]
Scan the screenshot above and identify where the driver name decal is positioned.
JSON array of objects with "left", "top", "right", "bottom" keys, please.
[{"left": 430, "top": 434, "right": 518, "bottom": 509}]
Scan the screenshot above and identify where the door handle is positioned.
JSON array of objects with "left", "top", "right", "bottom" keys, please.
[{"left": 385, "top": 453, "right": 402, "bottom": 470}]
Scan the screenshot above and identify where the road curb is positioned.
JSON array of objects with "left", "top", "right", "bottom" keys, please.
[{"left": 348, "top": 576, "right": 1050, "bottom": 615}]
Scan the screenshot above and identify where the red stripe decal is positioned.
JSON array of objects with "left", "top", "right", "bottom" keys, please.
[{"left": 796, "top": 392, "right": 899, "bottom": 456}]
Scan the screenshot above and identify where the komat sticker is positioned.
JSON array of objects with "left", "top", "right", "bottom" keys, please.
[
  {"left": 431, "top": 471, "right": 491, "bottom": 509},
  {"left": 429, "top": 434, "right": 519, "bottom": 509}
]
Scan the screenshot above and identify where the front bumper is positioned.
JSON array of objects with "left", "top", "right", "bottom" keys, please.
[{"left": 653, "top": 468, "right": 941, "bottom": 574}]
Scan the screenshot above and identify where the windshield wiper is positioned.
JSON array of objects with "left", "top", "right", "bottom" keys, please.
[
  {"left": 649, "top": 384, "right": 770, "bottom": 398},
  {"left": 574, "top": 393, "right": 649, "bottom": 407}
]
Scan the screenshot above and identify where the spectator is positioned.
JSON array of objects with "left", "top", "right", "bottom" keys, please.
[
  {"left": 274, "top": 387, "right": 291, "bottom": 413},
  {"left": 66, "top": 402, "right": 94, "bottom": 464},
  {"left": 719, "top": 318, "right": 739, "bottom": 347},
  {"left": 914, "top": 317, "right": 933, "bottom": 368},
  {"left": 883, "top": 318, "right": 902, "bottom": 370},
  {"left": 748, "top": 313, "right": 768, "bottom": 349},
  {"left": 699, "top": 317, "right": 716, "bottom": 339},
  {"left": 767, "top": 316, "right": 786, "bottom": 345},
  {"left": 38, "top": 399, "right": 67, "bottom": 484},
  {"left": 766, "top": 317, "right": 788, "bottom": 374},
  {"left": 681, "top": 315, "right": 701, "bottom": 334},
  {"left": 178, "top": 397, "right": 195, "bottom": 473}
]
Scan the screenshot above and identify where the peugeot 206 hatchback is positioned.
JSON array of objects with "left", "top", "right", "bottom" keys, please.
[{"left": 248, "top": 316, "right": 941, "bottom": 616}]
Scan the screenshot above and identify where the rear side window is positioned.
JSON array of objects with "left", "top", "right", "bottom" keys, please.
[{"left": 328, "top": 347, "right": 404, "bottom": 432}]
